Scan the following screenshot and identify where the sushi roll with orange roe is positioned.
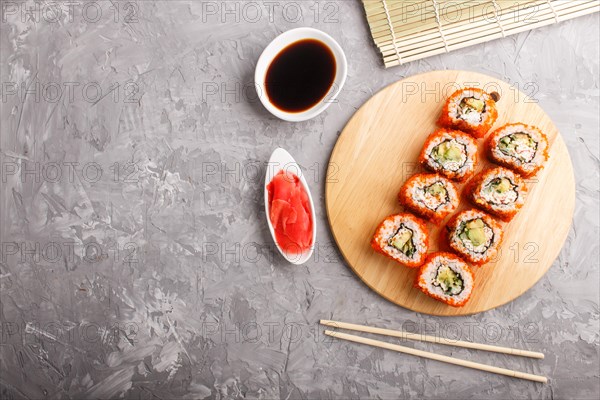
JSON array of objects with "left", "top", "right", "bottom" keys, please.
[
  {"left": 371, "top": 213, "right": 429, "bottom": 268},
  {"left": 444, "top": 209, "right": 503, "bottom": 266},
  {"left": 486, "top": 123, "right": 549, "bottom": 178},
  {"left": 467, "top": 167, "right": 527, "bottom": 222},
  {"left": 415, "top": 252, "right": 474, "bottom": 307},
  {"left": 438, "top": 88, "right": 498, "bottom": 138},
  {"left": 399, "top": 173, "right": 459, "bottom": 224},
  {"left": 419, "top": 129, "right": 478, "bottom": 182}
]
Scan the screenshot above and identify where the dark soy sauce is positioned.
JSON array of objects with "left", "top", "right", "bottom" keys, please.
[{"left": 265, "top": 39, "right": 336, "bottom": 113}]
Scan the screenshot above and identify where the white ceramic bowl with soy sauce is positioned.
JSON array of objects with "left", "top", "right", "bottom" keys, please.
[{"left": 255, "top": 28, "right": 347, "bottom": 122}]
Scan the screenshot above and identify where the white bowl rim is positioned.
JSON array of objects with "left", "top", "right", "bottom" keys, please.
[
  {"left": 255, "top": 27, "right": 348, "bottom": 122},
  {"left": 264, "top": 147, "right": 317, "bottom": 265}
]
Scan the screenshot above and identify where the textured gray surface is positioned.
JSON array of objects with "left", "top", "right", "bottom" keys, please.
[{"left": 0, "top": 1, "right": 598, "bottom": 399}]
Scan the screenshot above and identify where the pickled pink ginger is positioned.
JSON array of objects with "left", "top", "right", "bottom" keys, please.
[{"left": 267, "top": 170, "right": 313, "bottom": 255}]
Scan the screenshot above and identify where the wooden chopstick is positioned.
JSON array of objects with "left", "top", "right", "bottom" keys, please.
[
  {"left": 320, "top": 320, "right": 544, "bottom": 359},
  {"left": 324, "top": 330, "right": 548, "bottom": 383}
]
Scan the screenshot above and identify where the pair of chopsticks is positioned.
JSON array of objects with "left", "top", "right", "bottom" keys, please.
[{"left": 321, "top": 320, "right": 547, "bottom": 383}]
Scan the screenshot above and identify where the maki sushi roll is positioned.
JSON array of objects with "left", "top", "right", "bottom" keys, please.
[
  {"left": 445, "top": 209, "right": 503, "bottom": 265},
  {"left": 415, "top": 252, "right": 474, "bottom": 307},
  {"left": 487, "top": 123, "right": 549, "bottom": 177},
  {"left": 467, "top": 167, "right": 527, "bottom": 222},
  {"left": 371, "top": 213, "right": 429, "bottom": 268},
  {"left": 398, "top": 173, "right": 459, "bottom": 224},
  {"left": 419, "top": 129, "right": 478, "bottom": 182},
  {"left": 438, "top": 87, "right": 498, "bottom": 138}
]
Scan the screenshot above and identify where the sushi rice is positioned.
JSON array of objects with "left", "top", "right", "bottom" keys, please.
[
  {"left": 399, "top": 173, "right": 459, "bottom": 224},
  {"left": 415, "top": 252, "right": 474, "bottom": 307},
  {"left": 445, "top": 209, "right": 503, "bottom": 265},
  {"left": 419, "top": 129, "right": 478, "bottom": 182},
  {"left": 438, "top": 88, "right": 498, "bottom": 138},
  {"left": 487, "top": 123, "right": 549, "bottom": 177},
  {"left": 371, "top": 213, "right": 429, "bottom": 268},
  {"left": 467, "top": 167, "right": 527, "bottom": 221}
]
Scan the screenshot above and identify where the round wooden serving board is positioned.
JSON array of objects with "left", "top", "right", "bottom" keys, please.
[{"left": 326, "top": 70, "right": 575, "bottom": 316}]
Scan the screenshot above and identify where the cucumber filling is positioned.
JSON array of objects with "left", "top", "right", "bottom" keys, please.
[
  {"left": 481, "top": 177, "right": 518, "bottom": 205},
  {"left": 457, "top": 218, "right": 494, "bottom": 253},
  {"left": 498, "top": 132, "right": 538, "bottom": 163},
  {"left": 389, "top": 225, "right": 416, "bottom": 258},
  {"left": 433, "top": 263, "right": 464, "bottom": 296},
  {"left": 430, "top": 139, "right": 468, "bottom": 172},
  {"left": 416, "top": 181, "right": 450, "bottom": 211},
  {"left": 458, "top": 96, "right": 486, "bottom": 124}
]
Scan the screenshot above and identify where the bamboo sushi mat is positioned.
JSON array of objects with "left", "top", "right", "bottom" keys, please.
[{"left": 363, "top": 0, "right": 600, "bottom": 67}]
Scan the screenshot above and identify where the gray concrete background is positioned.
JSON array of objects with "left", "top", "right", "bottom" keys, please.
[{"left": 0, "top": 1, "right": 598, "bottom": 399}]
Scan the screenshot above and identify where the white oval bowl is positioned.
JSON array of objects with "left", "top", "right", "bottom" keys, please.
[
  {"left": 264, "top": 148, "right": 317, "bottom": 265},
  {"left": 255, "top": 28, "right": 348, "bottom": 122}
]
